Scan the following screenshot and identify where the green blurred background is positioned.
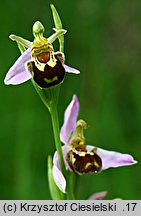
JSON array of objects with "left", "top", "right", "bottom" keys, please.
[{"left": 0, "top": 0, "right": 141, "bottom": 199}]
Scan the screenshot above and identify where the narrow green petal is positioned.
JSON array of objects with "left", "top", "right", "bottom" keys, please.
[
  {"left": 9, "top": 34, "right": 32, "bottom": 48},
  {"left": 50, "top": 4, "right": 64, "bottom": 52},
  {"left": 50, "top": 4, "right": 62, "bottom": 29},
  {"left": 48, "top": 29, "right": 66, "bottom": 44}
]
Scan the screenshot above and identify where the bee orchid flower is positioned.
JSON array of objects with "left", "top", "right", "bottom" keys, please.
[
  {"left": 52, "top": 95, "right": 137, "bottom": 193},
  {"left": 4, "top": 21, "right": 80, "bottom": 88}
]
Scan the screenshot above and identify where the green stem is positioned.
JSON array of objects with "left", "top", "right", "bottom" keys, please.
[
  {"left": 32, "top": 83, "right": 66, "bottom": 175},
  {"left": 50, "top": 104, "right": 66, "bottom": 175},
  {"left": 66, "top": 172, "right": 75, "bottom": 199}
]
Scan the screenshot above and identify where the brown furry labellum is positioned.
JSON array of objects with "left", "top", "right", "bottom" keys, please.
[
  {"left": 66, "top": 147, "right": 102, "bottom": 175},
  {"left": 27, "top": 52, "right": 65, "bottom": 88}
]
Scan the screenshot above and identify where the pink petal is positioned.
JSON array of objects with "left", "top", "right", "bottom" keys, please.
[
  {"left": 87, "top": 145, "right": 137, "bottom": 170},
  {"left": 60, "top": 95, "right": 80, "bottom": 145},
  {"left": 88, "top": 191, "right": 108, "bottom": 200},
  {"left": 4, "top": 49, "right": 32, "bottom": 85},
  {"left": 52, "top": 149, "right": 67, "bottom": 193},
  {"left": 64, "top": 64, "right": 80, "bottom": 74}
]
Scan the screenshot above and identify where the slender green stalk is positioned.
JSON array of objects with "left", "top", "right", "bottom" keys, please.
[
  {"left": 33, "top": 82, "right": 66, "bottom": 173},
  {"left": 66, "top": 172, "right": 75, "bottom": 200},
  {"left": 50, "top": 104, "right": 65, "bottom": 174}
]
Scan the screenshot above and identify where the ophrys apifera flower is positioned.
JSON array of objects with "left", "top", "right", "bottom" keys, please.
[
  {"left": 4, "top": 21, "right": 80, "bottom": 88},
  {"left": 52, "top": 95, "right": 137, "bottom": 193}
]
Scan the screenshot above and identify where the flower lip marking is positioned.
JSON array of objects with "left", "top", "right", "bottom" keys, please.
[
  {"left": 27, "top": 53, "right": 65, "bottom": 88},
  {"left": 66, "top": 147, "right": 102, "bottom": 174}
]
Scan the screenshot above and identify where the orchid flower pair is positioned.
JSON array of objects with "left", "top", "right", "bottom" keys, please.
[
  {"left": 4, "top": 4, "right": 137, "bottom": 200},
  {"left": 4, "top": 21, "right": 79, "bottom": 87},
  {"left": 52, "top": 95, "right": 137, "bottom": 193}
]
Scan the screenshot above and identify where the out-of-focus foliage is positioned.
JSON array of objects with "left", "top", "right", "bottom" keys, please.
[{"left": 0, "top": 0, "right": 140, "bottom": 199}]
